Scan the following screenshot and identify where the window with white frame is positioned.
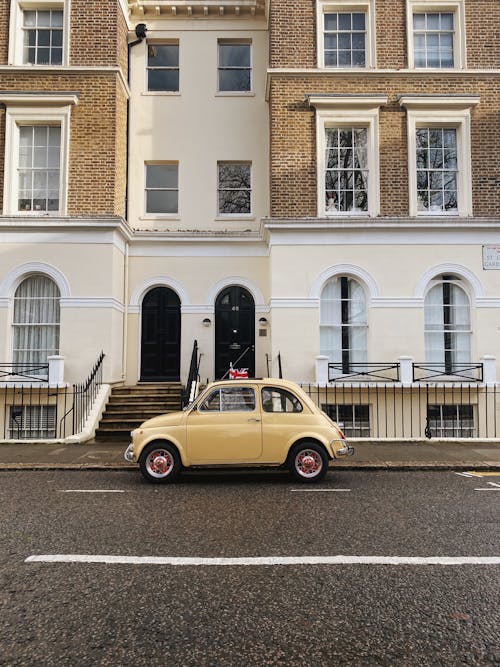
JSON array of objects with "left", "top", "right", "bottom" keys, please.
[
  {"left": 9, "top": 405, "right": 56, "bottom": 439},
  {"left": 322, "top": 404, "right": 370, "bottom": 437},
  {"left": 309, "top": 95, "right": 386, "bottom": 217},
  {"left": 416, "top": 127, "right": 457, "bottom": 214},
  {"left": 9, "top": 1, "right": 69, "bottom": 67},
  {"left": 320, "top": 276, "right": 368, "bottom": 374},
  {"left": 325, "top": 127, "right": 368, "bottom": 213},
  {"left": 0, "top": 95, "right": 76, "bottom": 216},
  {"left": 324, "top": 12, "right": 367, "bottom": 67},
  {"left": 317, "top": 1, "right": 375, "bottom": 68},
  {"left": 217, "top": 162, "right": 251, "bottom": 215},
  {"left": 145, "top": 163, "right": 178, "bottom": 215},
  {"left": 22, "top": 9, "right": 63, "bottom": 65},
  {"left": 424, "top": 275, "right": 471, "bottom": 374},
  {"left": 13, "top": 274, "right": 60, "bottom": 369},
  {"left": 147, "top": 43, "right": 179, "bottom": 92},
  {"left": 217, "top": 41, "right": 251, "bottom": 92},
  {"left": 407, "top": 1, "right": 465, "bottom": 69},
  {"left": 427, "top": 404, "right": 474, "bottom": 437},
  {"left": 399, "top": 95, "right": 479, "bottom": 217},
  {"left": 18, "top": 125, "right": 61, "bottom": 212}
]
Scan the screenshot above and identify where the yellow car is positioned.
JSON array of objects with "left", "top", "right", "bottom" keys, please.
[{"left": 124, "top": 378, "right": 354, "bottom": 483}]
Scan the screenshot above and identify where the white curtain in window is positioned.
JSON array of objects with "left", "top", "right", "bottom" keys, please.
[
  {"left": 320, "top": 276, "right": 367, "bottom": 366},
  {"left": 424, "top": 279, "right": 471, "bottom": 366},
  {"left": 13, "top": 275, "right": 60, "bottom": 367}
]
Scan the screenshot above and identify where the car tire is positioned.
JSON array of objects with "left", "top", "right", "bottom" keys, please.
[
  {"left": 139, "top": 441, "right": 181, "bottom": 483},
  {"left": 288, "top": 441, "right": 329, "bottom": 482}
]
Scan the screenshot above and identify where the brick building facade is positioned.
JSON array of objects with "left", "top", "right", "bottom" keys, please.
[{"left": 0, "top": 0, "right": 498, "bottom": 441}]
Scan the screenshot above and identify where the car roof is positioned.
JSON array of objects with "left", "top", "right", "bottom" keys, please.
[{"left": 204, "top": 378, "right": 303, "bottom": 390}]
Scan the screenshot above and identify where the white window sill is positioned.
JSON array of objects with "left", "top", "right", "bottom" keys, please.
[
  {"left": 416, "top": 211, "right": 460, "bottom": 217},
  {"left": 142, "top": 91, "right": 181, "bottom": 96},
  {"left": 319, "top": 66, "right": 371, "bottom": 71},
  {"left": 324, "top": 211, "right": 370, "bottom": 217},
  {"left": 140, "top": 214, "right": 180, "bottom": 220},
  {"left": 11, "top": 211, "right": 64, "bottom": 217},
  {"left": 215, "top": 91, "right": 255, "bottom": 97},
  {"left": 214, "top": 215, "right": 255, "bottom": 221}
]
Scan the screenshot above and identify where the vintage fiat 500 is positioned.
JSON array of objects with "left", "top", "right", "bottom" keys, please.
[{"left": 124, "top": 378, "right": 354, "bottom": 483}]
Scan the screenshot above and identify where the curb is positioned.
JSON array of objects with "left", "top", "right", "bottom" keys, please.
[{"left": 0, "top": 462, "right": 499, "bottom": 472}]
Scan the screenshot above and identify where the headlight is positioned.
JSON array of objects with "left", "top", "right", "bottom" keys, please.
[{"left": 130, "top": 430, "right": 136, "bottom": 438}]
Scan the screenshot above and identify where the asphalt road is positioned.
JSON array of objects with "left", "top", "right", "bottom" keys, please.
[{"left": 0, "top": 469, "right": 499, "bottom": 666}]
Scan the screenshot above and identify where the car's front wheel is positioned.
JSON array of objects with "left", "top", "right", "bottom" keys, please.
[
  {"left": 139, "top": 441, "right": 181, "bottom": 483},
  {"left": 288, "top": 441, "right": 328, "bottom": 482}
]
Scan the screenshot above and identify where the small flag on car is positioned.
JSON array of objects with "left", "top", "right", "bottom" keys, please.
[{"left": 229, "top": 363, "right": 249, "bottom": 379}]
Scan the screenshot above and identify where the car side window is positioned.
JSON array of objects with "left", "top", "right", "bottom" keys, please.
[
  {"left": 199, "top": 387, "right": 256, "bottom": 412},
  {"left": 261, "top": 387, "right": 303, "bottom": 413}
]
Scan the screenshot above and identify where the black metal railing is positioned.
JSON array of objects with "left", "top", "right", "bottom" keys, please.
[
  {"left": 0, "top": 363, "right": 49, "bottom": 382},
  {"left": 2, "top": 352, "right": 105, "bottom": 440},
  {"left": 412, "top": 362, "right": 483, "bottom": 382},
  {"left": 182, "top": 340, "right": 201, "bottom": 407},
  {"left": 328, "top": 362, "right": 400, "bottom": 383},
  {"left": 69, "top": 351, "right": 105, "bottom": 435},
  {"left": 301, "top": 382, "right": 498, "bottom": 439}
]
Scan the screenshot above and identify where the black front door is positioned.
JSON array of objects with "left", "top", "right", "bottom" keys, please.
[
  {"left": 215, "top": 286, "right": 255, "bottom": 379},
  {"left": 140, "top": 287, "right": 181, "bottom": 381}
]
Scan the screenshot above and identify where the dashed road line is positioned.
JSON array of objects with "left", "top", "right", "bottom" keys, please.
[
  {"left": 291, "top": 488, "right": 351, "bottom": 493},
  {"left": 58, "top": 490, "right": 126, "bottom": 494},
  {"left": 24, "top": 554, "right": 500, "bottom": 566}
]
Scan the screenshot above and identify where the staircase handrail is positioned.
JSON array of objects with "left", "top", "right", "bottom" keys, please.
[{"left": 182, "top": 340, "right": 201, "bottom": 407}]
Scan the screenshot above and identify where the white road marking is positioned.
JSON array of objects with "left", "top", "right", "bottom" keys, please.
[
  {"left": 58, "top": 490, "right": 125, "bottom": 494},
  {"left": 455, "top": 472, "right": 476, "bottom": 478},
  {"left": 290, "top": 488, "right": 351, "bottom": 492},
  {"left": 488, "top": 482, "right": 500, "bottom": 488},
  {"left": 24, "top": 555, "right": 500, "bottom": 566},
  {"left": 474, "top": 488, "right": 500, "bottom": 492}
]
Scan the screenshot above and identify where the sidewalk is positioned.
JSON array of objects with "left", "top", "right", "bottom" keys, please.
[{"left": 0, "top": 440, "right": 499, "bottom": 471}]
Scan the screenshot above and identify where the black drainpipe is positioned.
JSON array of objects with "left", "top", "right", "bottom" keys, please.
[{"left": 125, "top": 23, "right": 147, "bottom": 223}]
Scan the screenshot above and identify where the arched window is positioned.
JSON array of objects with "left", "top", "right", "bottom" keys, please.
[
  {"left": 13, "top": 275, "right": 60, "bottom": 369},
  {"left": 320, "top": 276, "right": 367, "bottom": 373},
  {"left": 424, "top": 275, "right": 471, "bottom": 373}
]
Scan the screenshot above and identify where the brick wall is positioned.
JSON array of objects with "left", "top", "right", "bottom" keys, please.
[
  {"left": 0, "top": 1, "right": 128, "bottom": 72},
  {"left": 0, "top": 1, "right": 8, "bottom": 64},
  {"left": 269, "top": 0, "right": 500, "bottom": 70},
  {"left": 0, "top": 72, "right": 128, "bottom": 217},
  {"left": 269, "top": 76, "right": 500, "bottom": 218}
]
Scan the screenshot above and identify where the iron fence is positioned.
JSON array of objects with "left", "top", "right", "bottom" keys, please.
[
  {"left": 412, "top": 362, "right": 483, "bottom": 382},
  {"left": 301, "top": 382, "right": 499, "bottom": 439},
  {"left": 0, "top": 363, "right": 49, "bottom": 382},
  {"left": 329, "top": 362, "right": 400, "bottom": 383},
  {"left": 1, "top": 352, "right": 104, "bottom": 440}
]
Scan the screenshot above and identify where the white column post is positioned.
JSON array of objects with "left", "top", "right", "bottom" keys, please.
[
  {"left": 398, "top": 356, "right": 414, "bottom": 386},
  {"left": 316, "top": 355, "right": 329, "bottom": 385},
  {"left": 48, "top": 355, "right": 65, "bottom": 385},
  {"left": 481, "top": 355, "right": 497, "bottom": 386}
]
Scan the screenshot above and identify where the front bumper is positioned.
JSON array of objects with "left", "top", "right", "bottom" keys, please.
[{"left": 124, "top": 443, "right": 135, "bottom": 463}]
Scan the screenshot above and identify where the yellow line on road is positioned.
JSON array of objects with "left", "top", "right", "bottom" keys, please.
[{"left": 467, "top": 472, "right": 500, "bottom": 477}]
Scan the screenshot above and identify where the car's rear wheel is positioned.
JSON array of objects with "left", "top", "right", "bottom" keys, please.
[
  {"left": 288, "top": 441, "right": 328, "bottom": 482},
  {"left": 139, "top": 442, "right": 181, "bottom": 483}
]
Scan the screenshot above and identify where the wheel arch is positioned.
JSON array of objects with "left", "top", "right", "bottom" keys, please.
[{"left": 285, "top": 436, "right": 331, "bottom": 465}]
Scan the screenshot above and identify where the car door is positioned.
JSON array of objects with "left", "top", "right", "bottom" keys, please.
[
  {"left": 260, "top": 386, "right": 309, "bottom": 461},
  {"left": 187, "top": 385, "right": 262, "bottom": 462}
]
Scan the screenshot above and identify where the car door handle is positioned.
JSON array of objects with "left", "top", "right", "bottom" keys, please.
[{"left": 248, "top": 418, "right": 261, "bottom": 422}]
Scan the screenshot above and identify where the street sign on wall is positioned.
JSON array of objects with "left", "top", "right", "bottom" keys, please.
[{"left": 482, "top": 245, "right": 500, "bottom": 270}]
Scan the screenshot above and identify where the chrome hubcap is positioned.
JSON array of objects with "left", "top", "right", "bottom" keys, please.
[
  {"left": 147, "top": 450, "right": 173, "bottom": 478},
  {"left": 295, "top": 449, "right": 322, "bottom": 478}
]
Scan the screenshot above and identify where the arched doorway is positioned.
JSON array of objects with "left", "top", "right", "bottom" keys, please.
[
  {"left": 215, "top": 286, "right": 255, "bottom": 379},
  {"left": 140, "top": 287, "right": 181, "bottom": 381}
]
